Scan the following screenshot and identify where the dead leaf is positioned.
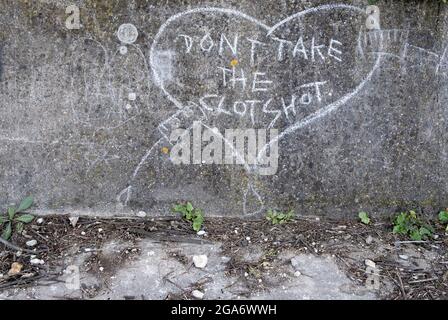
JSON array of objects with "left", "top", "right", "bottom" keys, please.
[{"left": 8, "top": 262, "right": 23, "bottom": 276}]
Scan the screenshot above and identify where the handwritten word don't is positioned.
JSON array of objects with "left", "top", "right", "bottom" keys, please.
[{"left": 177, "top": 33, "right": 343, "bottom": 64}]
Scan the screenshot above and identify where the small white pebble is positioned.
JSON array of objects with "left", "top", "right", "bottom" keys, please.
[
  {"left": 294, "top": 271, "right": 302, "bottom": 277},
  {"left": 136, "top": 211, "right": 147, "bottom": 218},
  {"left": 16, "top": 251, "right": 22, "bottom": 257},
  {"left": 81, "top": 231, "right": 86, "bottom": 236},
  {"left": 221, "top": 256, "right": 231, "bottom": 263},
  {"left": 193, "top": 255, "right": 208, "bottom": 269},
  {"left": 244, "top": 272, "right": 249, "bottom": 277},
  {"left": 30, "top": 259, "right": 45, "bottom": 265},
  {"left": 365, "top": 259, "right": 376, "bottom": 268},
  {"left": 36, "top": 218, "right": 44, "bottom": 224},
  {"left": 399, "top": 255, "right": 409, "bottom": 260},
  {"left": 258, "top": 279, "right": 262, "bottom": 283},
  {"left": 245, "top": 237, "right": 251, "bottom": 241},
  {"left": 191, "top": 290, "right": 204, "bottom": 299},
  {"left": 99, "top": 267, "right": 104, "bottom": 272},
  {"left": 68, "top": 216, "right": 79, "bottom": 228},
  {"left": 197, "top": 230, "right": 206, "bottom": 236},
  {"left": 26, "top": 240, "right": 37, "bottom": 247},
  {"left": 98, "top": 228, "right": 103, "bottom": 232}
]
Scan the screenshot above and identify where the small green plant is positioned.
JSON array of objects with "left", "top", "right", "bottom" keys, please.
[
  {"left": 358, "top": 211, "right": 371, "bottom": 225},
  {"left": 392, "top": 210, "right": 433, "bottom": 241},
  {"left": 439, "top": 210, "right": 448, "bottom": 233},
  {"left": 266, "top": 209, "right": 294, "bottom": 225},
  {"left": 173, "top": 202, "right": 204, "bottom": 232},
  {"left": 0, "top": 196, "right": 35, "bottom": 240}
]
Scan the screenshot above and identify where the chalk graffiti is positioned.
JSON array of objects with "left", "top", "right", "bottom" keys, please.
[
  {"left": 357, "top": 28, "right": 448, "bottom": 76},
  {"left": 118, "top": 4, "right": 383, "bottom": 215},
  {"left": 117, "top": 23, "right": 139, "bottom": 45},
  {"left": 68, "top": 37, "right": 150, "bottom": 130},
  {"left": 2, "top": 3, "right": 447, "bottom": 215}
]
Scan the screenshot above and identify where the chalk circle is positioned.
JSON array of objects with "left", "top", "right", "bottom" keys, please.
[
  {"left": 117, "top": 23, "right": 139, "bottom": 44},
  {"left": 119, "top": 46, "right": 128, "bottom": 55}
]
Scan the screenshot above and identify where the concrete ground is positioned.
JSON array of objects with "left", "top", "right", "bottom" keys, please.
[{"left": 0, "top": 239, "right": 376, "bottom": 300}]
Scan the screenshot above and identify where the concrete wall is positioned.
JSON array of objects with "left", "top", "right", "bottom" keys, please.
[{"left": 0, "top": 0, "right": 448, "bottom": 217}]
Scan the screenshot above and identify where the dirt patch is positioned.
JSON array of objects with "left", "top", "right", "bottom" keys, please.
[{"left": 1, "top": 215, "right": 447, "bottom": 299}]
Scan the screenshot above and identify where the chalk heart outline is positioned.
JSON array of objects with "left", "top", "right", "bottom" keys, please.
[{"left": 150, "top": 4, "right": 382, "bottom": 166}]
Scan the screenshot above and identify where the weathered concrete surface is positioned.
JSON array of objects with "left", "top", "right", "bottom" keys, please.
[
  {"left": 0, "top": 239, "right": 376, "bottom": 300},
  {"left": 1, "top": 0, "right": 448, "bottom": 217}
]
